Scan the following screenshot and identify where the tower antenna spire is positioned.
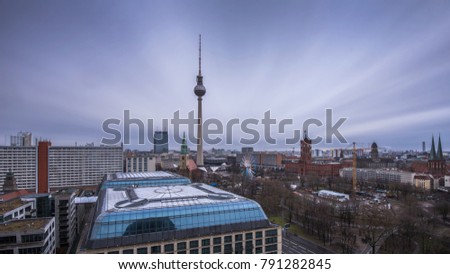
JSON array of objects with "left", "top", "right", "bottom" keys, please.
[{"left": 198, "top": 34, "right": 202, "bottom": 76}]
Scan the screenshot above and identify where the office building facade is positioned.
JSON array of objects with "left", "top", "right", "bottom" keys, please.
[
  {"left": 0, "top": 217, "right": 56, "bottom": 254},
  {"left": 154, "top": 131, "right": 169, "bottom": 154}
]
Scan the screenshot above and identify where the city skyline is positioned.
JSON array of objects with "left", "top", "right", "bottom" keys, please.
[{"left": 1, "top": 1, "right": 450, "bottom": 150}]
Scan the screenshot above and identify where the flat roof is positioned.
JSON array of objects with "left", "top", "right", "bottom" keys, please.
[
  {"left": 0, "top": 217, "right": 53, "bottom": 233},
  {"left": 112, "top": 171, "right": 180, "bottom": 180},
  {"left": 102, "top": 183, "right": 245, "bottom": 212},
  {"left": 0, "top": 199, "right": 31, "bottom": 215}
]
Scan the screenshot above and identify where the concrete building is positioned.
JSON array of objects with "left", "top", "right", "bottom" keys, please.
[
  {"left": 125, "top": 156, "right": 156, "bottom": 173},
  {"left": 340, "top": 168, "right": 414, "bottom": 185},
  {"left": 53, "top": 189, "right": 78, "bottom": 252},
  {"left": 0, "top": 217, "right": 56, "bottom": 254},
  {"left": 236, "top": 151, "right": 284, "bottom": 170},
  {"left": 10, "top": 132, "right": 32, "bottom": 147},
  {"left": 0, "top": 146, "right": 37, "bottom": 190},
  {"left": 48, "top": 145, "right": 122, "bottom": 188},
  {"left": 0, "top": 199, "right": 34, "bottom": 222},
  {"left": 78, "top": 171, "right": 281, "bottom": 254}
]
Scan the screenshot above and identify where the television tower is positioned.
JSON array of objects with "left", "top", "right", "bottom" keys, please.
[{"left": 194, "top": 34, "right": 206, "bottom": 166}]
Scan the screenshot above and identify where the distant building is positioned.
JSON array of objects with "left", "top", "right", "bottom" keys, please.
[
  {"left": 236, "top": 151, "right": 283, "bottom": 169},
  {"left": 285, "top": 130, "right": 351, "bottom": 177},
  {"left": 125, "top": 156, "right": 156, "bottom": 173},
  {"left": 154, "top": 131, "right": 169, "bottom": 154},
  {"left": 0, "top": 217, "right": 56, "bottom": 254},
  {"left": 414, "top": 174, "right": 434, "bottom": 191},
  {"left": 10, "top": 132, "right": 32, "bottom": 147},
  {"left": 241, "top": 147, "right": 254, "bottom": 155},
  {"left": 340, "top": 168, "right": 414, "bottom": 185},
  {"left": 78, "top": 171, "right": 281, "bottom": 254}
]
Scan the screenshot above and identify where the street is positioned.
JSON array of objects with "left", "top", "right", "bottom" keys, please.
[{"left": 282, "top": 231, "right": 335, "bottom": 254}]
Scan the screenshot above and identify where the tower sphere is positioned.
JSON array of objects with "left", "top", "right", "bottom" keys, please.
[{"left": 194, "top": 80, "right": 206, "bottom": 97}]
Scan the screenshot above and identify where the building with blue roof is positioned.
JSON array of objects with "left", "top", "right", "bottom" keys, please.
[{"left": 78, "top": 171, "right": 281, "bottom": 254}]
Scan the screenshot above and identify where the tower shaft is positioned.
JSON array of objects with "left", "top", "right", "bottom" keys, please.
[{"left": 197, "top": 97, "right": 204, "bottom": 166}]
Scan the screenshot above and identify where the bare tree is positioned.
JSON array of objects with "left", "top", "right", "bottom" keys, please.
[
  {"left": 434, "top": 201, "right": 449, "bottom": 222},
  {"left": 360, "top": 206, "right": 396, "bottom": 254}
]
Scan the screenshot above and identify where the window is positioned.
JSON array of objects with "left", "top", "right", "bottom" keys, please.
[
  {"left": 213, "top": 246, "right": 221, "bottom": 253},
  {"left": 123, "top": 249, "right": 134, "bottom": 254},
  {"left": 19, "top": 247, "right": 41, "bottom": 254},
  {"left": 137, "top": 247, "right": 148, "bottom": 254},
  {"left": 265, "top": 244, "right": 277, "bottom": 252},
  {"left": 255, "top": 239, "right": 263, "bottom": 246},
  {"left": 255, "top": 231, "right": 263, "bottom": 238},
  {"left": 0, "top": 236, "right": 16, "bottom": 244},
  {"left": 235, "top": 242, "right": 243, "bottom": 254},
  {"left": 201, "top": 247, "right": 210, "bottom": 254},
  {"left": 235, "top": 234, "right": 243, "bottom": 242},
  {"left": 164, "top": 244, "right": 174, "bottom": 253},
  {"left": 108, "top": 251, "right": 119, "bottom": 254},
  {"left": 0, "top": 250, "right": 13, "bottom": 254},
  {"left": 21, "top": 234, "right": 44, "bottom": 243},
  {"left": 190, "top": 249, "right": 199, "bottom": 254},
  {"left": 245, "top": 232, "right": 253, "bottom": 240},
  {"left": 201, "top": 239, "right": 210, "bottom": 246},
  {"left": 213, "top": 237, "right": 221, "bottom": 245},
  {"left": 265, "top": 237, "right": 278, "bottom": 245},
  {"left": 151, "top": 246, "right": 161, "bottom": 254},
  {"left": 177, "top": 242, "right": 187, "bottom": 250},
  {"left": 177, "top": 251, "right": 186, "bottom": 254},
  {"left": 245, "top": 240, "right": 254, "bottom": 254},
  {"left": 255, "top": 247, "right": 263, "bottom": 254},
  {"left": 189, "top": 240, "right": 198, "bottom": 248},
  {"left": 224, "top": 236, "right": 232, "bottom": 243},
  {"left": 265, "top": 229, "right": 277, "bottom": 237}
]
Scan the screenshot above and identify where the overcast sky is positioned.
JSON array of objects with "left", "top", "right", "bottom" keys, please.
[{"left": 1, "top": 0, "right": 450, "bottom": 151}]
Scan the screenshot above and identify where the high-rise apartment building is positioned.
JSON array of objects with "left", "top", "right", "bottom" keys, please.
[
  {"left": 0, "top": 143, "right": 123, "bottom": 191},
  {"left": 0, "top": 146, "right": 37, "bottom": 190}
]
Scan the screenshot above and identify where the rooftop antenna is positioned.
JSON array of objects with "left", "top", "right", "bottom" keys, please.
[{"left": 198, "top": 34, "right": 202, "bottom": 76}]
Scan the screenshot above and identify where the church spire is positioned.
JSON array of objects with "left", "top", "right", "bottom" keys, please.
[
  {"left": 430, "top": 135, "right": 437, "bottom": 160},
  {"left": 437, "top": 134, "right": 444, "bottom": 160}
]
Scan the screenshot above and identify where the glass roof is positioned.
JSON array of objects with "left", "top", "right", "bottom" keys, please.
[{"left": 90, "top": 178, "right": 269, "bottom": 240}]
